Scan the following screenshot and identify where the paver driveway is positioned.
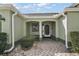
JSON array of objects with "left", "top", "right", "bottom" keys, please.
[{"left": 3, "top": 40, "right": 67, "bottom": 56}]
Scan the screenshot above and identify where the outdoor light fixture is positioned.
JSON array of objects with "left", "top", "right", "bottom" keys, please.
[{"left": 0, "top": 14, "right": 5, "bottom": 21}]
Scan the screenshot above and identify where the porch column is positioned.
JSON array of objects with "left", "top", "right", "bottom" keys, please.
[{"left": 39, "top": 21, "right": 42, "bottom": 40}]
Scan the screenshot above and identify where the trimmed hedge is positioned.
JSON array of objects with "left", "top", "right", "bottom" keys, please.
[
  {"left": 34, "top": 35, "right": 40, "bottom": 41},
  {"left": 70, "top": 31, "right": 79, "bottom": 53},
  {"left": 0, "top": 32, "right": 8, "bottom": 53},
  {"left": 20, "top": 36, "right": 35, "bottom": 50}
]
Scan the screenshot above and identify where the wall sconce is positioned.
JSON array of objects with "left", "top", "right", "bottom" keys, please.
[{"left": 0, "top": 15, "right": 5, "bottom": 21}]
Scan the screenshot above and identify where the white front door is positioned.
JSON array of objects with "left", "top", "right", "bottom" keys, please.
[{"left": 43, "top": 24, "right": 51, "bottom": 37}]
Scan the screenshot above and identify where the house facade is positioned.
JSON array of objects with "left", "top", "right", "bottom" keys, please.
[{"left": 0, "top": 4, "right": 79, "bottom": 52}]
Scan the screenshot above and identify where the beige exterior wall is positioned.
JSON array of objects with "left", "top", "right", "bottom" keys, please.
[
  {"left": 0, "top": 9, "right": 13, "bottom": 44},
  {"left": 67, "top": 11, "right": 79, "bottom": 41},
  {"left": 0, "top": 20, "right": 2, "bottom": 32},
  {"left": 14, "top": 15, "right": 25, "bottom": 41},
  {"left": 58, "top": 17, "right": 65, "bottom": 40}
]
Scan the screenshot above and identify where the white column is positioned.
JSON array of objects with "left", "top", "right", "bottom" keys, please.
[{"left": 39, "top": 21, "right": 42, "bottom": 40}]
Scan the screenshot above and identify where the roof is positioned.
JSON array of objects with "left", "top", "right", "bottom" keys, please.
[
  {"left": 64, "top": 3, "right": 79, "bottom": 13},
  {"left": 0, "top": 4, "right": 19, "bottom": 13},
  {"left": 68, "top": 3, "right": 79, "bottom": 8},
  {"left": 23, "top": 13, "right": 58, "bottom": 16},
  {"left": 0, "top": 4, "right": 64, "bottom": 19}
]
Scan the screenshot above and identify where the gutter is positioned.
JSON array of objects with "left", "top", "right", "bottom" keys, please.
[
  {"left": 62, "top": 13, "right": 68, "bottom": 48},
  {"left": 4, "top": 12, "right": 17, "bottom": 53}
]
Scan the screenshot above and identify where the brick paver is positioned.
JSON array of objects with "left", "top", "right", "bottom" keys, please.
[{"left": 3, "top": 40, "right": 67, "bottom": 56}]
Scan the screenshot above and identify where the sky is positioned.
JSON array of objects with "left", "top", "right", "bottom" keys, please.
[{"left": 13, "top": 3, "right": 72, "bottom": 14}]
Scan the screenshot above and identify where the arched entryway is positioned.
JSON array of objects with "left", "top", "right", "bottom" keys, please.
[{"left": 25, "top": 21, "right": 57, "bottom": 40}]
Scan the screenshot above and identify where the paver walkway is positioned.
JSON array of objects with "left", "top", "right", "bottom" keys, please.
[{"left": 2, "top": 40, "right": 67, "bottom": 56}]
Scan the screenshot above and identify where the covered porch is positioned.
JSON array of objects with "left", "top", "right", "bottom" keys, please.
[
  {"left": 25, "top": 20, "right": 58, "bottom": 40},
  {"left": 23, "top": 13, "right": 68, "bottom": 49}
]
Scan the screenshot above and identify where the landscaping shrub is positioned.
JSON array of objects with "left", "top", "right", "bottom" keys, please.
[
  {"left": 20, "top": 36, "right": 35, "bottom": 50},
  {"left": 70, "top": 31, "right": 79, "bottom": 52},
  {"left": 51, "top": 35, "right": 56, "bottom": 40},
  {"left": 34, "top": 35, "right": 40, "bottom": 41},
  {"left": 0, "top": 32, "right": 8, "bottom": 53}
]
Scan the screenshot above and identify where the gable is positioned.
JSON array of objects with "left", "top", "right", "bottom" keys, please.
[
  {"left": 68, "top": 3, "right": 79, "bottom": 8},
  {"left": 64, "top": 4, "right": 79, "bottom": 13},
  {"left": 75, "top": 4, "right": 79, "bottom": 7}
]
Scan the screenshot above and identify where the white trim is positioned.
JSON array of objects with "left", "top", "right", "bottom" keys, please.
[
  {"left": 25, "top": 19, "right": 57, "bottom": 22},
  {"left": 62, "top": 13, "right": 68, "bottom": 48},
  {"left": 4, "top": 12, "right": 17, "bottom": 53},
  {"left": 65, "top": 8, "right": 79, "bottom": 12},
  {"left": 23, "top": 13, "right": 62, "bottom": 19},
  {"left": 65, "top": 14, "right": 68, "bottom": 48},
  {"left": 43, "top": 23, "right": 51, "bottom": 37},
  {"left": 0, "top": 4, "right": 19, "bottom": 13},
  {"left": 39, "top": 21, "right": 42, "bottom": 40}
]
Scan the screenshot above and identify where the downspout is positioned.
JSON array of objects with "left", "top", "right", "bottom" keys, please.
[
  {"left": 62, "top": 13, "right": 68, "bottom": 48},
  {"left": 4, "top": 12, "right": 17, "bottom": 53}
]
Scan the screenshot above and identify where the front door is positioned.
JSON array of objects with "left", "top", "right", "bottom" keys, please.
[{"left": 43, "top": 24, "right": 51, "bottom": 37}]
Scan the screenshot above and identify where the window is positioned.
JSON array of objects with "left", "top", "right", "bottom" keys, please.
[{"left": 32, "top": 23, "right": 39, "bottom": 32}]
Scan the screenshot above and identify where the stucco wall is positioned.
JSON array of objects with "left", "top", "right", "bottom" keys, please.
[
  {"left": 0, "top": 9, "right": 12, "bottom": 44},
  {"left": 58, "top": 17, "right": 65, "bottom": 40},
  {"left": 67, "top": 12, "right": 79, "bottom": 41},
  {"left": 14, "top": 15, "right": 25, "bottom": 41},
  {"left": 0, "top": 21, "right": 2, "bottom": 32},
  {"left": 51, "top": 22, "right": 56, "bottom": 36}
]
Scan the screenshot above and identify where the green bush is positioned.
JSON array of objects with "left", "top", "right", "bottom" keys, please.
[
  {"left": 70, "top": 31, "right": 79, "bottom": 52},
  {"left": 34, "top": 35, "right": 40, "bottom": 41},
  {"left": 20, "top": 36, "right": 34, "bottom": 49},
  {"left": 0, "top": 32, "right": 8, "bottom": 53}
]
